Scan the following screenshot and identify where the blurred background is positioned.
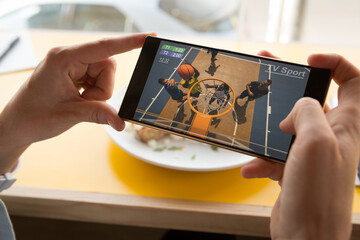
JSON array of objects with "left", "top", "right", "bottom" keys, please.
[{"left": 0, "top": 0, "right": 359, "bottom": 46}]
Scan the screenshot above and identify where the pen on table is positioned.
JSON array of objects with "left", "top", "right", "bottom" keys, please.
[{"left": 0, "top": 36, "right": 20, "bottom": 63}]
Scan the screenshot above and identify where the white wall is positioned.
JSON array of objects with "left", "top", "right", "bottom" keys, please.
[
  {"left": 300, "top": 0, "right": 360, "bottom": 46},
  {"left": 242, "top": 0, "right": 360, "bottom": 46}
]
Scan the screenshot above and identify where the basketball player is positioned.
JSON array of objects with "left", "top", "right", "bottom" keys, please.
[
  {"left": 207, "top": 49, "right": 218, "bottom": 62},
  {"left": 168, "top": 60, "right": 202, "bottom": 98},
  {"left": 205, "top": 83, "right": 230, "bottom": 108},
  {"left": 238, "top": 79, "right": 272, "bottom": 107},
  {"left": 205, "top": 61, "right": 220, "bottom": 76},
  {"left": 206, "top": 49, "right": 220, "bottom": 76},
  {"left": 158, "top": 78, "right": 187, "bottom": 102}
]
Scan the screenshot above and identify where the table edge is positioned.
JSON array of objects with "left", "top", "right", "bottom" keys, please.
[
  {"left": 1, "top": 186, "right": 360, "bottom": 237},
  {"left": 1, "top": 186, "right": 273, "bottom": 236}
]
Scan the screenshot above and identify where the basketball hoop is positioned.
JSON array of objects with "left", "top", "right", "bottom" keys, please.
[{"left": 186, "top": 78, "right": 235, "bottom": 138}]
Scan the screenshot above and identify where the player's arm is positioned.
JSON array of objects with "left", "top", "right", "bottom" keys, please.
[
  {"left": 166, "top": 79, "right": 177, "bottom": 87},
  {"left": 246, "top": 83, "right": 254, "bottom": 96},
  {"left": 225, "top": 93, "right": 230, "bottom": 101},
  {"left": 193, "top": 67, "right": 200, "bottom": 78},
  {"left": 205, "top": 84, "right": 217, "bottom": 88}
]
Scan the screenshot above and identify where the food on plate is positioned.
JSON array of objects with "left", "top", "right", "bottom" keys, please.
[
  {"left": 127, "top": 124, "right": 216, "bottom": 153},
  {"left": 135, "top": 126, "right": 169, "bottom": 143}
]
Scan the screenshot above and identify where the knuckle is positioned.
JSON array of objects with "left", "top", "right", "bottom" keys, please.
[
  {"left": 102, "top": 89, "right": 113, "bottom": 100},
  {"left": 336, "top": 104, "right": 360, "bottom": 129},
  {"left": 295, "top": 97, "right": 321, "bottom": 110},
  {"left": 107, "top": 57, "right": 117, "bottom": 69},
  {"left": 302, "top": 129, "right": 338, "bottom": 154},
  {"left": 47, "top": 46, "right": 63, "bottom": 57},
  {"left": 47, "top": 46, "right": 66, "bottom": 59},
  {"left": 90, "top": 108, "right": 102, "bottom": 124},
  {"left": 45, "top": 46, "right": 72, "bottom": 67}
]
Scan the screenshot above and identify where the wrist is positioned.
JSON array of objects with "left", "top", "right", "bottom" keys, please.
[{"left": 0, "top": 104, "right": 30, "bottom": 173}]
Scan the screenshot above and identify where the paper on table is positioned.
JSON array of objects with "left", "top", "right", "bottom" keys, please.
[{"left": 0, "top": 31, "right": 37, "bottom": 74}]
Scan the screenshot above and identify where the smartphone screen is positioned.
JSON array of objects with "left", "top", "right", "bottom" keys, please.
[{"left": 119, "top": 36, "right": 331, "bottom": 163}]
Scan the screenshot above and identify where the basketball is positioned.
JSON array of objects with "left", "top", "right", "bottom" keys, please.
[{"left": 178, "top": 64, "right": 194, "bottom": 80}]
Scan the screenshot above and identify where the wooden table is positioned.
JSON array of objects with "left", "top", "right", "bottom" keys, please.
[{"left": 0, "top": 30, "right": 359, "bottom": 238}]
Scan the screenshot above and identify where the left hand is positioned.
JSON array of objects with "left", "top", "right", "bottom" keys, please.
[{"left": 0, "top": 33, "right": 152, "bottom": 172}]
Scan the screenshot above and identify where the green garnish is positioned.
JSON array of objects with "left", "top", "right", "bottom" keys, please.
[
  {"left": 167, "top": 146, "right": 184, "bottom": 151},
  {"left": 153, "top": 147, "right": 166, "bottom": 152},
  {"left": 191, "top": 155, "right": 196, "bottom": 160},
  {"left": 153, "top": 146, "right": 184, "bottom": 152},
  {"left": 210, "top": 145, "right": 218, "bottom": 151}
]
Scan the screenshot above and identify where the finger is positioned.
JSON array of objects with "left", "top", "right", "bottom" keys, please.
[
  {"left": 241, "top": 158, "right": 284, "bottom": 181},
  {"left": 74, "top": 101, "right": 125, "bottom": 131},
  {"left": 81, "top": 58, "right": 116, "bottom": 101},
  {"left": 69, "top": 33, "right": 156, "bottom": 64},
  {"left": 324, "top": 103, "right": 331, "bottom": 113},
  {"left": 279, "top": 99, "right": 331, "bottom": 135},
  {"left": 307, "top": 54, "right": 360, "bottom": 105},
  {"left": 308, "top": 53, "right": 360, "bottom": 86},
  {"left": 257, "top": 50, "right": 280, "bottom": 59},
  {"left": 280, "top": 97, "right": 331, "bottom": 137}
]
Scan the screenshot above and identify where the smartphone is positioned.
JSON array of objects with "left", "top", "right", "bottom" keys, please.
[{"left": 119, "top": 36, "right": 332, "bottom": 164}]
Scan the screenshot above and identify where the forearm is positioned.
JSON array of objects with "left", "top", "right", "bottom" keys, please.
[
  {"left": 0, "top": 131, "right": 27, "bottom": 175},
  {"left": 0, "top": 147, "right": 24, "bottom": 175},
  {"left": 0, "top": 98, "right": 30, "bottom": 174},
  {"left": 246, "top": 85, "right": 252, "bottom": 95}
]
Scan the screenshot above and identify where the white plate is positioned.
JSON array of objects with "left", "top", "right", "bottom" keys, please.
[{"left": 104, "top": 88, "right": 253, "bottom": 171}]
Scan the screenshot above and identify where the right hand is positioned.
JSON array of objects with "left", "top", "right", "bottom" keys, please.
[{"left": 241, "top": 51, "right": 360, "bottom": 239}]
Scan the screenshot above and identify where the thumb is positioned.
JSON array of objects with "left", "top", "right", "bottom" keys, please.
[
  {"left": 279, "top": 97, "right": 327, "bottom": 135},
  {"left": 75, "top": 101, "right": 125, "bottom": 131}
]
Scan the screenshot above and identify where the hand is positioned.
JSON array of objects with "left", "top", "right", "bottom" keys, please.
[
  {"left": 241, "top": 51, "right": 360, "bottom": 239},
  {"left": 166, "top": 79, "right": 176, "bottom": 87},
  {"left": 245, "top": 84, "right": 254, "bottom": 96},
  {"left": 0, "top": 33, "right": 153, "bottom": 173}
]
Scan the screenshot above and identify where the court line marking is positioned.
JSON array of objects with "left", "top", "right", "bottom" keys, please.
[
  {"left": 231, "top": 102, "right": 238, "bottom": 146},
  {"left": 264, "top": 70, "right": 306, "bottom": 79},
  {"left": 264, "top": 61, "right": 271, "bottom": 156}
]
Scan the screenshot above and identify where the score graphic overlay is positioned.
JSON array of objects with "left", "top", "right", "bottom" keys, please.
[
  {"left": 160, "top": 44, "right": 185, "bottom": 58},
  {"left": 135, "top": 41, "right": 310, "bottom": 161}
]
